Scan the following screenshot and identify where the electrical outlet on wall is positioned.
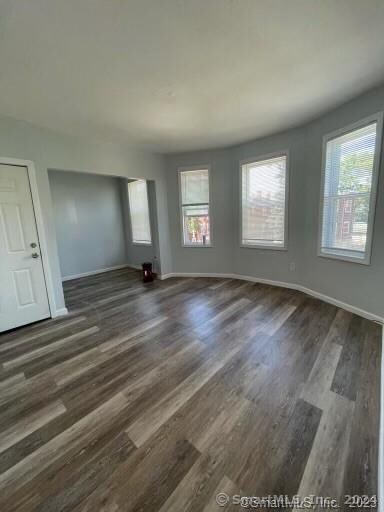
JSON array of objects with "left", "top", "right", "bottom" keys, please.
[{"left": 289, "top": 261, "right": 296, "bottom": 272}]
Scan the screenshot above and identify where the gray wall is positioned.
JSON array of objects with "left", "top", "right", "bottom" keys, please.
[
  {"left": 165, "top": 84, "right": 384, "bottom": 319},
  {"left": 232, "top": 127, "right": 307, "bottom": 286},
  {"left": 49, "top": 171, "right": 128, "bottom": 279},
  {"left": 166, "top": 149, "right": 235, "bottom": 274},
  {"left": 301, "top": 86, "right": 384, "bottom": 319},
  {"left": 0, "top": 114, "right": 170, "bottom": 314},
  {"left": 1, "top": 84, "right": 383, "bottom": 319}
]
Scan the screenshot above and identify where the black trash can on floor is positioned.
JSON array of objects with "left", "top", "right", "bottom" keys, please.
[{"left": 142, "top": 262, "right": 154, "bottom": 283}]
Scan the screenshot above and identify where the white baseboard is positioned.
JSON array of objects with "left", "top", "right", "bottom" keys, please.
[
  {"left": 297, "top": 284, "right": 383, "bottom": 324},
  {"left": 52, "top": 307, "right": 68, "bottom": 317},
  {"left": 159, "top": 272, "right": 233, "bottom": 280},
  {"left": 61, "top": 264, "right": 132, "bottom": 282},
  {"left": 379, "top": 329, "right": 384, "bottom": 512},
  {"left": 159, "top": 272, "right": 383, "bottom": 324},
  {"left": 127, "top": 264, "right": 142, "bottom": 271}
]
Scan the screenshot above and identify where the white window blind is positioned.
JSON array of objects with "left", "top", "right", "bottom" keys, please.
[
  {"left": 320, "top": 120, "right": 380, "bottom": 263},
  {"left": 241, "top": 155, "right": 288, "bottom": 248},
  {"left": 127, "top": 180, "right": 152, "bottom": 245},
  {"left": 180, "top": 169, "right": 211, "bottom": 245}
]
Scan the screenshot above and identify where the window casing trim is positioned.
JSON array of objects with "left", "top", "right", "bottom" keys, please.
[
  {"left": 317, "top": 112, "right": 383, "bottom": 266},
  {"left": 178, "top": 165, "right": 213, "bottom": 248},
  {"left": 239, "top": 150, "right": 290, "bottom": 250}
]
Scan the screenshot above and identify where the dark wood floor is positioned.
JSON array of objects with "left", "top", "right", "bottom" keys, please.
[{"left": 0, "top": 268, "right": 381, "bottom": 511}]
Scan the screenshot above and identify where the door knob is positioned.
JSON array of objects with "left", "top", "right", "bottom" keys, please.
[
  {"left": 31, "top": 253, "right": 40, "bottom": 259},
  {"left": 30, "top": 242, "right": 37, "bottom": 248}
]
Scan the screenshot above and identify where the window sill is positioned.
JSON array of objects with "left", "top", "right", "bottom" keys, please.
[
  {"left": 182, "top": 244, "right": 213, "bottom": 248},
  {"left": 240, "top": 243, "right": 287, "bottom": 251},
  {"left": 132, "top": 242, "right": 152, "bottom": 247},
  {"left": 318, "top": 250, "right": 370, "bottom": 266}
]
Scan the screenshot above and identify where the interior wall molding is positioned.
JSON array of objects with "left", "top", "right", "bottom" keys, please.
[
  {"left": 159, "top": 272, "right": 384, "bottom": 324},
  {"left": 52, "top": 307, "right": 68, "bottom": 317},
  {"left": 61, "top": 263, "right": 132, "bottom": 282}
]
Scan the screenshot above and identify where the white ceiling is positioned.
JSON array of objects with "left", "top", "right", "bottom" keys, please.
[{"left": 1, "top": 0, "right": 384, "bottom": 153}]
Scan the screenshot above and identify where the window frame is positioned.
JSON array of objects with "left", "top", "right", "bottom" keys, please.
[
  {"left": 317, "top": 113, "right": 383, "bottom": 266},
  {"left": 239, "top": 150, "right": 290, "bottom": 250},
  {"left": 127, "top": 179, "right": 152, "bottom": 246},
  {"left": 178, "top": 165, "right": 213, "bottom": 248}
]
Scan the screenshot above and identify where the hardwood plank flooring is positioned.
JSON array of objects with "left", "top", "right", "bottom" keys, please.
[{"left": 0, "top": 268, "right": 381, "bottom": 511}]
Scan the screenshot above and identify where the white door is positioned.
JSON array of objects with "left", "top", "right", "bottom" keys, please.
[{"left": 0, "top": 164, "right": 50, "bottom": 332}]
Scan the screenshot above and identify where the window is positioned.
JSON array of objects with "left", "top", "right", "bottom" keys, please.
[
  {"left": 342, "top": 221, "right": 350, "bottom": 235},
  {"left": 344, "top": 199, "right": 352, "bottom": 214},
  {"left": 179, "top": 168, "right": 211, "bottom": 246},
  {"left": 319, "top": 115, "right": 382, "bottom": 264},
  {"left": 127, "top": 180, "right": 152, "bottom": 245},
  {"left": 241, "top": 153, "right": 288, "bottom": 248}
]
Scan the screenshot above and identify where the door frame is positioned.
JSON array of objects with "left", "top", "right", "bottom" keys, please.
[{"left": 0, "top": 157, "right": 59, "bottom": 319}]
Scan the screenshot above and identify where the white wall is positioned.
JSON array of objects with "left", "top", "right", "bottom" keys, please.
[
  {"left": 0, "top": 115, "right": 170, "bottom": 315},
  {"left": 49, "top": 171, "right": 128, "bottom": 279},
  {"left": 165, "top": 84, "right": 384, "bottom": 320}
]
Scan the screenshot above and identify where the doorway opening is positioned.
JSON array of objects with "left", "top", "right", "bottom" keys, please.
[{"left": 48, "top": 169, "right": 160, "bottom": 313}]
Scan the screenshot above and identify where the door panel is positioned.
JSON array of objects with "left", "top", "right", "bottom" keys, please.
[
  {"left": 13, "top": 268, "right": 36, "bottom": 306},
  {"left": 0, "top": 164, "right": 50, "bottom": 332},
  {"left": 0, "top": 177, "right": 16, "bottom": 191},
  {"left": 1, "top": 203, "right": 27, "bottom": 252}
]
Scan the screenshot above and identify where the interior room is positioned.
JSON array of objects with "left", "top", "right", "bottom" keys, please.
[
  {"left": 0, "top": 1, "right": 383, "bottom": 510},
  {"left": 48, "top": 170, "right": 157, "bottom": 282}
]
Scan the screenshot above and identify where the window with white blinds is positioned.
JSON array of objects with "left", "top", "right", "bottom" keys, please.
[
  {"left": 241, "top": 154, "right": 288, "bottom": 248},
  {"left": 127, "top": 180, "right": 152, "bottom": 245},
  {"left": 319, "top": 117, "right": 381, "bottom": 264},
  {"left": 179, "top": 168, "right": 211, "bottom": 246}
]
